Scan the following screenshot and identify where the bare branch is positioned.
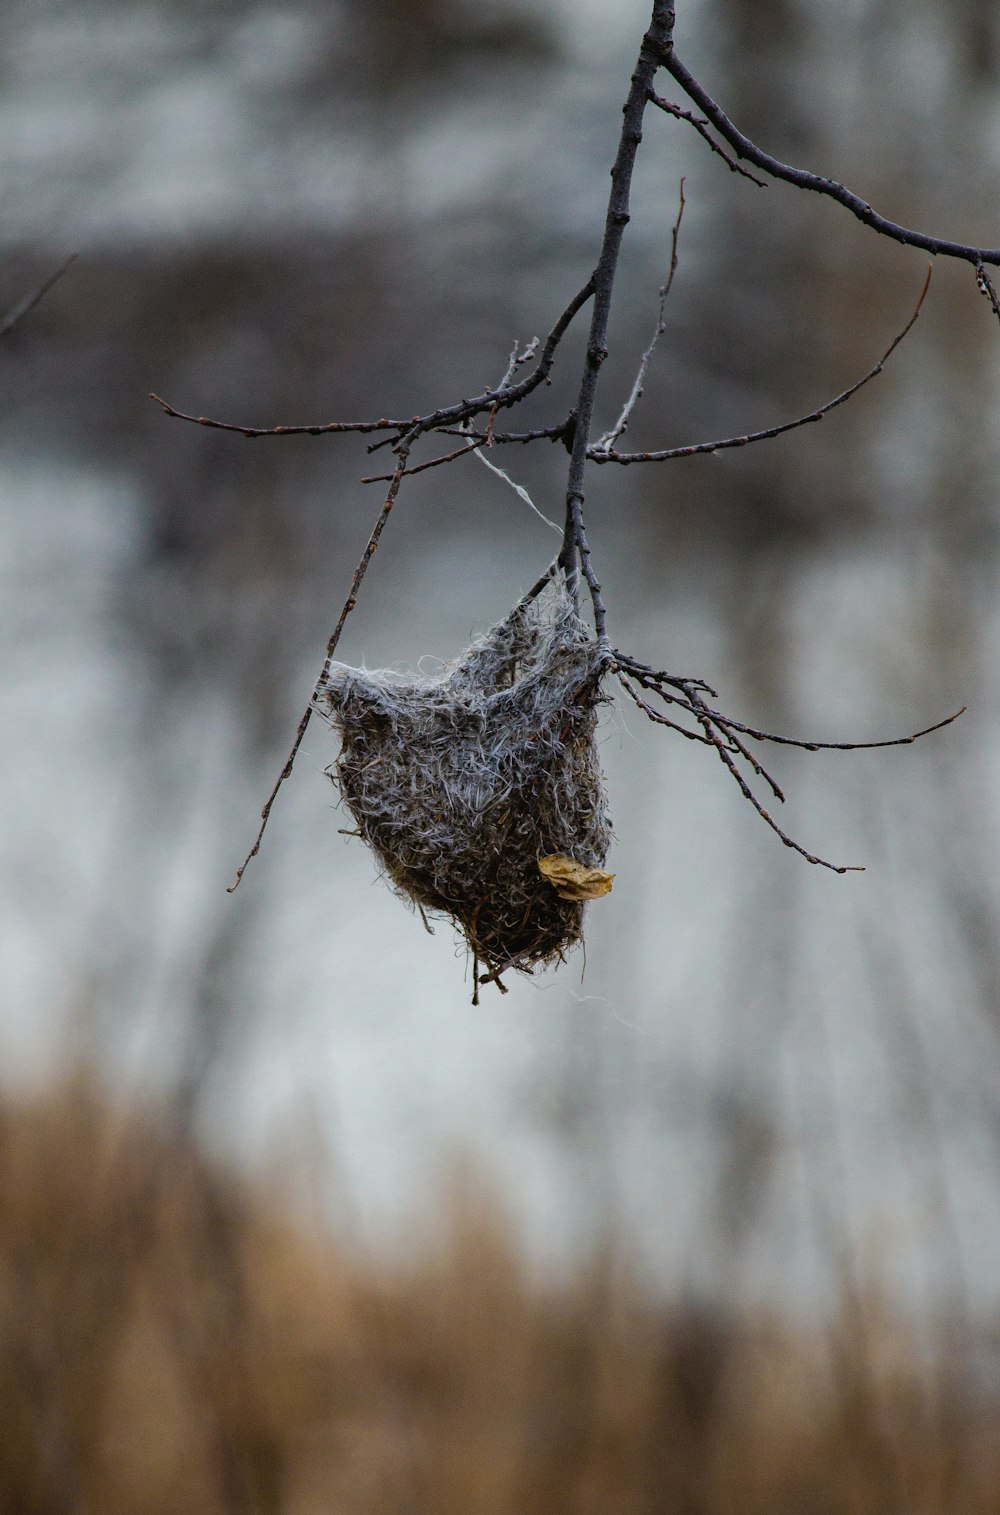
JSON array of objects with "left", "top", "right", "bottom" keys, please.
[
  {"left": 152, "top": 279, "right": 594, "bottom": 442},
  {"left": 361, "top": 440, "right": 476, "bottom": 483},
  {"left": 437, "top": 423, "right": 571, "bottom": 446},
  {"left": 612, "top": 647, "right": 964, "bottom": 873},
  {"left": 614, "top": 649, "right": 963, "bottom": 754},
  {"left": 517, "top": 558, "right": 561, "bottom": 609},
  {"left": 595, "top": 264, "right": 932, "bottom": 466},
  {"left": 596, "top": 179, "right": 687, "bottom": 453},
  {"left": 659, "top": 48, "right": 1000, "bottom": 267},
  {"left": 617, "top": 671, "right": 723, "bottom": 745},
  {"left": 697, "top": 704, "right": 967, "bottom": 754},
  {"left": 617, "top": 654, "right": 859, "bottom": 870},
  {"left": 362, "top": 422, "right": 570, "bottom": 482},
  {"left": 150, "top": 397, "right": 399, "bottom": 439},
  {"left": 494, "top": 336, "right": 539, "bottom": 391},
  {"left": 697, "top": 707, "right": 863, "bottom": 873},
  {"left": 228, "top": 436, "right": 414, "bottom": 891},
  {"left": 647, "top": 92, "right": 767, "bottom": 186}
]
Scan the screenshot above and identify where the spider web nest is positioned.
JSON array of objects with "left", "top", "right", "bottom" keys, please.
[{"left": 313, "top": 578, "right": 613, "bottom": 986}]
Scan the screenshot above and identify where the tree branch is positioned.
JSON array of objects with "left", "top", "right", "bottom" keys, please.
[
  {"left": 209, "top": 0, "right": 968, "bottom": 891},
  {"left": 647, "top": 91, "right": 767, "bottom": 186},
  {"left": 596, "top": 178, "right": 687, "bottom": 454},
  {"left": 559, "top": 0, "right": 677, "bottom": 627},
  {"left": 659, "top": 48, "right": 1000, "bottom": 267},
  {"left": 613, "top": 650, "right": 964, "bottom": 873},
  {"left": 595, "top": 263, "right": 932, "bottom": 466},
  {"left": 228, "top": 436, "right": 414, "bottom": 890},
  {"left": 151, "top": 278, "right": 594, "bottom": 442}
]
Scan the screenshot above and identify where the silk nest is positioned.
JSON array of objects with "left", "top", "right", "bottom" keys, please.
[{"left": 313, "top": 582, "right": 613, "bottom": 988}]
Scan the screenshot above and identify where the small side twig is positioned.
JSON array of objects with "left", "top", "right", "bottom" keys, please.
[
  {"left": 228, "top": 435, "right": 414, "bottom": 891},
  {"left": 361, "top": 440, "right": 476, "bottom": 483},
  {"left": 596, "top": 178, "right": 687, "bottom": 453},
  {"left": 151, "top": 279, "right": 593, "bottom": 442},
  {"left": 647, "top": 91, "right": 767, "bottom": 187},
  {"left": 436, "top": 423, "right": 571, "bottom": 447},
  {"left": 612, "top": 647, "right": 964, "bottom": 874},
  {"left": 617, "top": 671, "right": 725, "bottom": 745},
  {"left": 595, "top": 263, "right": 932, "bottom": 466}
]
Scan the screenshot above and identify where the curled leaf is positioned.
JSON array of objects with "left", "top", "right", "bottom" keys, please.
[{"left": 537, "top": 853, "right": 615, "bottom": 902}]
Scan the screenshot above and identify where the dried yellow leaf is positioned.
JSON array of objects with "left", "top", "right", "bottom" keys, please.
[{"left": 537, "top": 853, "right": 615, "bottom": 902}]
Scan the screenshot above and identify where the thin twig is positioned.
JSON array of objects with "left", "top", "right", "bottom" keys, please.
[
  {"left": 228, "top": 437, "right": 414, "bottom": 890},
  {"left": 361, "top": 440, "right": 476, "bottom": 483},
  {"left": 596, "top": 178, "right": 687, "bottom": 453},
  {"left": 659, "top": 47, "right": 1000, "bottom": 267},
  {"left": 367, "top": 352, "right": 565, "bottom": 532},
  {"left": 572, "top": 504, "right": 611, "bottom": 646},
  {"left": 700, "top": 712, "right": 863, "bottom": 872},
  {"left": 0, "top": 253, "right": 78, "bottom": 341},
  {"left": 689, "top": 690, "right": 864, "bottom": 870},
  {"left": 719, "top": 718, "right": 787, "bottom": 801},
  {"left": 436, "top": 422, "right": 572, "bottom": 448},
  {"left": 647, "top": 92, "right": 767, "bottom": 186},
  {"left": 614, "top": 649, "right": 963, "bottom": 753},
  {"left": 612, "top": 647, "right": 964, "bottom": 872},
  {"left": 150, "top": 400, "right": 399, "bottom": 439},
  {"left": 595, "top": 263, "right": 932, "bottom": 465},
  {"left": 494, "top": 336, "right": 538, "bottom": 392},
  {"left": 617, "top": 672, "right": 724, "bottom": 745},
  {"left": 152, "top": 280, "right": 594, "bottom": 441},
  {"left": 695, "top": 704, "right": 967, "bottom": 753}
]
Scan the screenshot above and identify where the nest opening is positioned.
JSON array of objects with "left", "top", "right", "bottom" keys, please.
[{"left": 313, "top": 581, "right": 612, "bottom": 987}]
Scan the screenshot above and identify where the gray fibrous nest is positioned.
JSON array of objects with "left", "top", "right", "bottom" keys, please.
[{"left": 313, "top": 583, "right": 613, "bottom": 987}]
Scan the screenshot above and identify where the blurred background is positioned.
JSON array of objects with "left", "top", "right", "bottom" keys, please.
[{"left": 4, "top": 0, "right": 1000, "bottom": 1508}]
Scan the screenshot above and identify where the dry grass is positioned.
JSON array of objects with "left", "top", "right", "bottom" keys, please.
[{"left": 0, "top": 1077, "right": 997, "bottom": 1515}]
